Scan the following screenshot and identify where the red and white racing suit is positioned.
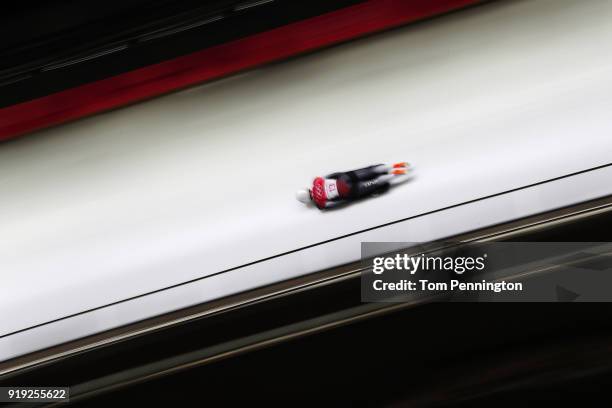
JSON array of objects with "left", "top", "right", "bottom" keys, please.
[{"left": 309, "top": 163, "right": 408, "bottom": 209}]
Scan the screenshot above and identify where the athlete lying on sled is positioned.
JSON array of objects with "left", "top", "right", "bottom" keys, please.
[{"left": 296, "top": 162, "right": 410, "bottom": 209}]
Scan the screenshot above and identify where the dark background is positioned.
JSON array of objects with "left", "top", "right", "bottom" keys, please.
[{"left": 0, "top": 0, "right": 366, "bottom": 107}]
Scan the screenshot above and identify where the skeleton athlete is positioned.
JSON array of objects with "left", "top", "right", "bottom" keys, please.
[{"left": 296, "top": 162, "right": 410, "bottom": 209}]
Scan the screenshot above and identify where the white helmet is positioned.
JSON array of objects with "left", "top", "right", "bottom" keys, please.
[{"left": 296, "top": 189, "right": 311, "bottom": 204}]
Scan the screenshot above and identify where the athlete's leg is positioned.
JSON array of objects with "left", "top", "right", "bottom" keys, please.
[
  {"left": 346, "top": 162, "right": 409, "bottom": 182},
  {"left": 341, "top": 164, "right": 384, "bottom": 181},
  {"left": 352, "top": 169, "right": 413, "bottom": 197},
  {"left": 326, "top": 162, "right": 409, "bottom": 181},
  {"left": 358, "top": 162, "right": 409, "bottom": 179},
  {"left": 351, "top": 174, "right": 393, "bottom": 198},
  {"left": 379, "top": 162, "right": 410, "bottom": 175}
]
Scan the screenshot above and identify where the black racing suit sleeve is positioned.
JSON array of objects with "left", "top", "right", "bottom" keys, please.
[{"left": 324, "top": 200, "right": 344, "bottom": 209}]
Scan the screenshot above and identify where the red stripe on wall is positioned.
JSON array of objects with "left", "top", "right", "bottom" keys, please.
[{"left": 0, "top": 0, "right": 482, "bottom": 142}]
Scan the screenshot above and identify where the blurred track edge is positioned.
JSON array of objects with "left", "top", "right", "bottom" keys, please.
[{"left": 0, "top": 0, "right": 483, "bottom": 142}]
